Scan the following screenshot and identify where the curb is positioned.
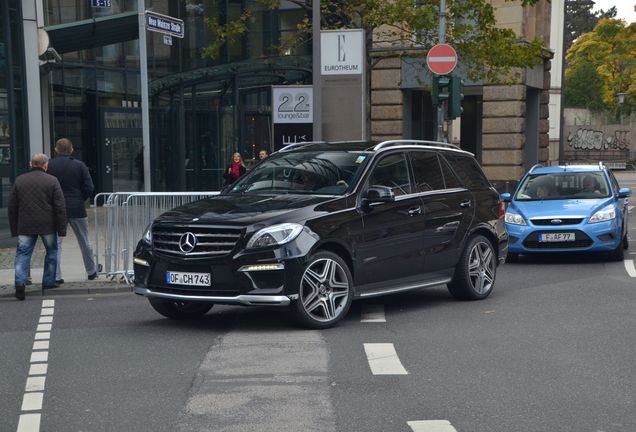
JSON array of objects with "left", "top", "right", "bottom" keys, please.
[{"left": 0, "top": 282, "right": 133, "bottom": 298}]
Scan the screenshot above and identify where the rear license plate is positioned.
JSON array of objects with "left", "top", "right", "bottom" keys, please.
[
  {"left": 166, "top": 271, "right": 211, "bottom": 286},
  {"left": 539, "top": 233, "right": 575, "bottom": 242}
]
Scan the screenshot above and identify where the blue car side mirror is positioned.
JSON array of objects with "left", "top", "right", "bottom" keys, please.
[
  {"left": 618, "top": 187, "right": 631, "bottom": 198},
  {"left": 500, "top": 192, "right": 512, "bottom": 202}
]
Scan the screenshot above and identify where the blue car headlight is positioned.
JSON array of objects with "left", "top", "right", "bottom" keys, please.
[
  {"left": 589, "top": 205, "right": 616, "bottom": 224},
  {"left": 505, "top": 211, "right": 527, "bottom": 226}
]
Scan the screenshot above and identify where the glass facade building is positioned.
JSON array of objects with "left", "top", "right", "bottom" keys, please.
[
  {"left": 43, "top": 0, "right": 311, "bottom": 193},
  {"left": 0, "top": 0, "right": 29, "bottom": 246}
]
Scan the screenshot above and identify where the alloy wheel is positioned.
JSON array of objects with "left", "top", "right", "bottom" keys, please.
[
  {"left": 468, "top": 241, "right": 495, "bottom": 295},
  {"left": 299, "top": 258, "right": 350, "bottom": 323}
]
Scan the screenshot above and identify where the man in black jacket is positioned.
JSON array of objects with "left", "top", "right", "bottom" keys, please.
[
  {"left": 47, "top": 138, "right": 99, "bottom": 282},
  {"left": 8, "top": 153, "right": 67, "bottom": 300}
]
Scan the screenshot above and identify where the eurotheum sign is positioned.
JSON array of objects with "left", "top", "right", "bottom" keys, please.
[
  {"left": 272, "top": 86, "right": 313, "bottom": 124},
  {"left": 321, "top": 30, "right": 364, "bottom": 75},
  {"left": 145, "top": 11, "right": 184, "bottom": 39}
]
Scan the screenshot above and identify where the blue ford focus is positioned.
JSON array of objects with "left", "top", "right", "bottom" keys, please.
[{"left": 501, "top": 164, "right": 631, "bottom": 261}]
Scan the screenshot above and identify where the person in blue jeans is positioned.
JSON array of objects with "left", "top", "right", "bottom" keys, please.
[{"left": 8, "top": 153, "right": 67, "bottom": 300}]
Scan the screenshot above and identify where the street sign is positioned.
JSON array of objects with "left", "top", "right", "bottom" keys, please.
[
  {"left": 91, "top": 0, "right": 112, "bottom": 6},
  {"left": 426, "top": 43, "right": 458, "bottom": 75},
  {"left": 145, "top": 11, "right": 184, "bottom": 39}
]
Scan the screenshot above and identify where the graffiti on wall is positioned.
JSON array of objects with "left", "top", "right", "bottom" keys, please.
[{"left": 568, "top": 128, "right": 631, "bottom": 151}]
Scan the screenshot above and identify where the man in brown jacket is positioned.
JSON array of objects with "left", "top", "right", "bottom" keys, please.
[{"left": 8, "top": 153, "right": 67, "bottom": 300}]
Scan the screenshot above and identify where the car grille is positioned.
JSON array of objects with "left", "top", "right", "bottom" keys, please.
[
  {"left": 530, "top": 218, "right": 584, "bottom": 226},
  {"left": 523, "top": 230, "right": 593, "bottom": 249},
  {"left": 152, "top": 225, "right": 242, "bottom": 257}
]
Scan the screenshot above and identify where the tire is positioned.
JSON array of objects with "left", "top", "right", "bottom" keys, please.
[
  {"left": 148, "top": 298, "right": 213, "bottom": 320},
  {"left": 610, "top": 240, "right": 625, "bottom": 261},
  {"left": 623, "top": 231, "right": 629, "bottom": 250},
  {"left": 505, "top": 252, "right": 519, "bottom": 263},
  {"left": 448, "top": 234, "right": 497, "bottom": 301},
  {"left": 292, "top": 251, "right": 353, "bottom": 329}
]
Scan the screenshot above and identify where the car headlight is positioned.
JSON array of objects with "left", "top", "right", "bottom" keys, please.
[
  {"left": 246, "top": 223, "right": 303, "bottom": 249},
  {"left": 505, "top": 211, "right": 527, "bottom": 225},
  {"left": 589, "top": 206, "right": 616, "bottom": 224},
  {"left": 142, "top": 225, "right": 152, "bottom": 244}
]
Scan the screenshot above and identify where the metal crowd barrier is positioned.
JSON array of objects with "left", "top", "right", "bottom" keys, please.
[{"left": 93, "top": 192, "right": 220, "bottom": 284}]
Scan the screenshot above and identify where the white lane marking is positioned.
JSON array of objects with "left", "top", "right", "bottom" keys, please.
[
  {"left": 363, "top": 343, "right": 408, "bottom": 375},
  {"left": 25, "top": 377, "right": 45, "bottom": 392},
  {"left": 624, "top": 259, "right": 636, "bottom": 277},
  {"left": 28, "top": 364, "right": 47, "bottom": 376},
  {"left": 18, "top": 300, "right": 54, "bottom": 432},
  {"left": 20, "top": 393, "right": 43, "bottom": 411},
  {"left": 361, "top": 304, "right": 386, "bottom": 322},
  {"left": 32, "top": 341, "right": 49, "bottom": 351},
  {"left": 30, "top": 352, "right": 48, "bottom": 363},
  {"left": 408, "top": 420, "right": 458, "bottom": 432},
  {"left": 17, "top": 414, "right": 41, "bottom": 432}
]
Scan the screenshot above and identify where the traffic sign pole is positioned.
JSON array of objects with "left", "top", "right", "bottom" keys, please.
[
  {"left": 437, "top": 0, "right": 447, "bottom": 141},
  {"left": 138, "top": 0, "right": 151, "bottom": 191}
]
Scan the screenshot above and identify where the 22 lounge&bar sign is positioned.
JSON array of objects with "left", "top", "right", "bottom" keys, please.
[{"left": 272, "top": 86, "right": 313, "bottom": 151}]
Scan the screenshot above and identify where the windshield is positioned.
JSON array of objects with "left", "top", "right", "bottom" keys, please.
[
  {"left": 226, "top": 151, "right": 370, "bottom": 195},
  {"left": 515, "top": 172, "right": 611, "bottom": 201}
]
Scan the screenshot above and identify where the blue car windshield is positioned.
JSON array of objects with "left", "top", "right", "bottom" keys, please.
[
  {"left": 227, "top": 151, "right": 370, "bottom": 195},
  {"left": 515, "top": 172, "right": 611, "bottom": 201}
]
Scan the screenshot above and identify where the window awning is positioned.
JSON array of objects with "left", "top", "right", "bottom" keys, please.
[{"left": 44, "top": 11, "right": 138, "bottom": 54}]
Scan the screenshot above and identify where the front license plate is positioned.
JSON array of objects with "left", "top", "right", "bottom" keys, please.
[
  {"left": 166, "top": 271, "right": 211, "bottom": 286},
  {"left": 539, "top": 232, "right": 575, "bottom": 242}
]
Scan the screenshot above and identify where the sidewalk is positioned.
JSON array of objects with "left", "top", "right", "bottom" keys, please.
[{"left": 0, "top": 211, "right": 132, "bottom": 298}]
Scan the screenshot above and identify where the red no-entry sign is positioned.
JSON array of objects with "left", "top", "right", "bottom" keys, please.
[{"left": 426, "top": 43, "right": 458, "bottom": 75}]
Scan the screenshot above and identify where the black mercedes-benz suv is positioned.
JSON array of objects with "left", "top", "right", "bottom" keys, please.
[{"left": 133, "top": 140, "right": 508, "bottom": 328}]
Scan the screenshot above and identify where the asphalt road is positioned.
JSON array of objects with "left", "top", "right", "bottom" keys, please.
[{"left": 2, "top": 185, "right": 636, "bottom": 431}]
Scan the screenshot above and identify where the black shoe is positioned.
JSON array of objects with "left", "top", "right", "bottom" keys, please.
[
  {"left": 25, "top": 278, "right": 32, "bottom": 286},
  {"left": 88, "top": 264, "right": 102, "bottom": 280},
  {"left": 56, "top": 279, "right": 64, "bottom": 284},
  {"left": 15, "top": 285, "right": 25, "bottom": 301}
]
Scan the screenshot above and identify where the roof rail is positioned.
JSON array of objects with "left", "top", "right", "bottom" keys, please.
[
  {"left": 529, "top": 164, "right": 544, "bottom": 173},
  {"left": 373, "top": 140, "right": 460, "bottom": 151},
  {"left": 278, "top": 141, "right": 325, "bottom": 152}
]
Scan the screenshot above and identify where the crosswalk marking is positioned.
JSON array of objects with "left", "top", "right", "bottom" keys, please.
[
  {"left": 363, "top": 343, "right": 408, "bottom": 375},
  {"left": 361, "top": 304, "right": 386, "bottom": 322},
  {"left": 407, "top": 420, "right": 458, "bottom": 432},
  {"left": 624, "top": 259, "right": 636, "bottom": 277},
  {"left": 16, "top": 414, "right": 41, "bottom": 432}
]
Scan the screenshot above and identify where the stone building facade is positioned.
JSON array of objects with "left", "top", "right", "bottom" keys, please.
[{"left": 370, "top": 0, "right": 553, "bottom": 190}]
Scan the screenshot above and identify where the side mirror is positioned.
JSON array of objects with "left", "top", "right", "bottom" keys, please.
[
  {"left": 500, "top": 192, "right": 512, "bottom": 202},
  {"left": 618, "top": 187, "right": 631, "bottom": 198},
  {"left": 364, "top": 185, "right": 395, "bottom": 204}
]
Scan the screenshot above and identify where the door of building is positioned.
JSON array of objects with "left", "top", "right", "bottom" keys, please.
[{"left": 99, "top": 108, "right": 143, "bottom": 193}]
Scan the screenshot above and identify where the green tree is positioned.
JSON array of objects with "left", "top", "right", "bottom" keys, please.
[
  {"left": 201, "top": 0, "right": 546, "bottom": 83},
  {"left": 565, "top": 18, "right": 636, "bottom": 114},
  {"left": 563, "top": 62, "right": 605, "bottom": 111},
  {"left": 564, "top": 1, "right": 616, "bottom": 53}
]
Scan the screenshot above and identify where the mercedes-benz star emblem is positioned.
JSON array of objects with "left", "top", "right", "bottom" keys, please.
[{"left": 179, "top": 232, "right": 197, "bottom": 253}]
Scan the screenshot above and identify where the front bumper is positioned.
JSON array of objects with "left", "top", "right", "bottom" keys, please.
[
  {"left": 507, "top": 218, "right": 622, "bottom": 253},
  {"left": 133, "top": 287, "right": 291, "bottom": 305},
  {"left": 133, "top": 235, "right": 312, "bottom": 304}
]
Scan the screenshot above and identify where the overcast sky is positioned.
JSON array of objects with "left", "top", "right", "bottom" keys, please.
[{"left": 592, "top": 1, "right": 635, "bottom": 24}]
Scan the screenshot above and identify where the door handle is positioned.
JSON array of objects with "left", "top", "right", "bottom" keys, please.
[
  {"left": 408, "top": 206, "right": 422, "bottom": 216},
  {"left": 459, "top": 200, "right": 471, "bottom": 208}
]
